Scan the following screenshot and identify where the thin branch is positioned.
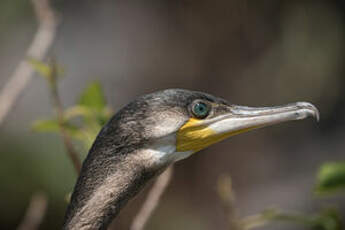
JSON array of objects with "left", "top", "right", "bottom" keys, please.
[
  {"left": 240, "top": 209, "right": 318, "bottom": 230},
  {"left": 240, "top": 212, "right": 272, "bottom": 230},
  {"left": 217, "top": 175, "right": 242, "bottom": 230},
  {"left": 16, "top": 192, "right": 48, "bottom": 230},
  {"left": 0, "top": 0, "right": 58, "bottom": 126},
  {"left": 49, "top": 59, "right": 82, "bottom": 174},
  {"left": 129, "top": 166, "right": 174, "bottom": 230}
]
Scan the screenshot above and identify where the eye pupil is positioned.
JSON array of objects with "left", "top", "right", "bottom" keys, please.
[{"left": 192, "top": 102, "right": 209, "bottom": 118}]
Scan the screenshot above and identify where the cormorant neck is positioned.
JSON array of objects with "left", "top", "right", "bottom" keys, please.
[{"left": 63, "top": 146, "right": 167, "bottom": 230}]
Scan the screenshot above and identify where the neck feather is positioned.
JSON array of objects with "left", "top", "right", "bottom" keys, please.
[{"left": 63, "top": 147, "right": 164, "bottom": 230}]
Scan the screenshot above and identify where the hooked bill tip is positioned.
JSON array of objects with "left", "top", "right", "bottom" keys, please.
[{"left": 295, "top": 102, "right": 320, "bottom": 122}]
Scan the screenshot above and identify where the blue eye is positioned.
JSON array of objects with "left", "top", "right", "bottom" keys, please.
[{"left": 192, "top": 102, "right": 210, "bottom": 118}]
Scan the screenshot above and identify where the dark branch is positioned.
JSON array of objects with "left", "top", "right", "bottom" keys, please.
[
  {"left": 49, "top": 59, "right": 81, "bottom": 174},
  {"left": 16, "top": 192, "right": 48, "bottom": 230},
  {"left": 129, "top": 166, "right": 173, "bottom": 230}
]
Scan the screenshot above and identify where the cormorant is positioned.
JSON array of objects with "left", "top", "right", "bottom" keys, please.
[{"left": 63, "top": 89, "right": 319, "bottom": 230}]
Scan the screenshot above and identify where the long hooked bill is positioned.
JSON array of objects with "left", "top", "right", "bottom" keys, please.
[{"left": 176, "top": 102, "right": 319, "bottom": 152}]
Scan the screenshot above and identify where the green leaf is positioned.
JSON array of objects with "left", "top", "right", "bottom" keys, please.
[
  {"left": 246, "top": 208, "right": 343, "bottom": 230},
  {"left": 64, "top": 105, "right": 111, "bottom": 128},
  {"left": 28, "top": 57, "right": 52, "bottom": 80},
  {"left": 78, "top": 82, "right": 106, "bottom": 111},
  {"left": 32, "top": 119, "right": 81, "bottom": 139},
  {"left": 28, "top": 57, "right": 65, "bottom": 80},
  {"left": 316, "top": 162, "right": 345, "bottom": 194},
  {"left": 75, "top": 127, "right": 100, "bottom": 150},
  {"left": 32, "top": 119, "right": 60, "bottom": 133},
  {"left": 64, "top": 105, "right": 94, "bottom": 120},
  {"left": 313, "top": 209, "right": 342, "bottom": 230}
]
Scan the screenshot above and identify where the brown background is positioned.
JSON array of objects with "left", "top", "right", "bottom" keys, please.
[{"left": 0, "top": 0, "right": 344, "bottom": 229}]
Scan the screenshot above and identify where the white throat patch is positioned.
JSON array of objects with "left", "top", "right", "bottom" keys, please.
[{"left": 146, "top": 133, "right": 194, "bottom": 165}]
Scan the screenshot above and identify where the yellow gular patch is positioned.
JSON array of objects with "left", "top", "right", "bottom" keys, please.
[
  {"left": 176, "top": 118, "right": 229, "bottom": 152},
  {"left": 176, "top": 118, "right": 257, "bottom": 152}
]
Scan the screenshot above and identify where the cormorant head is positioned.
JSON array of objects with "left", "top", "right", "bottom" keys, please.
[
  {"left": 64, "top": 88, "right": 319, "bottom": 229},
  {"left": 108, "top": 88, "right": 319, "bottom": 166}
]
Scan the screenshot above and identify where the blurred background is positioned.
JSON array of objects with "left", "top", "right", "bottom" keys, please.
[{"left": 0, "top": 0, "right": 344, "bottom": 229}]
